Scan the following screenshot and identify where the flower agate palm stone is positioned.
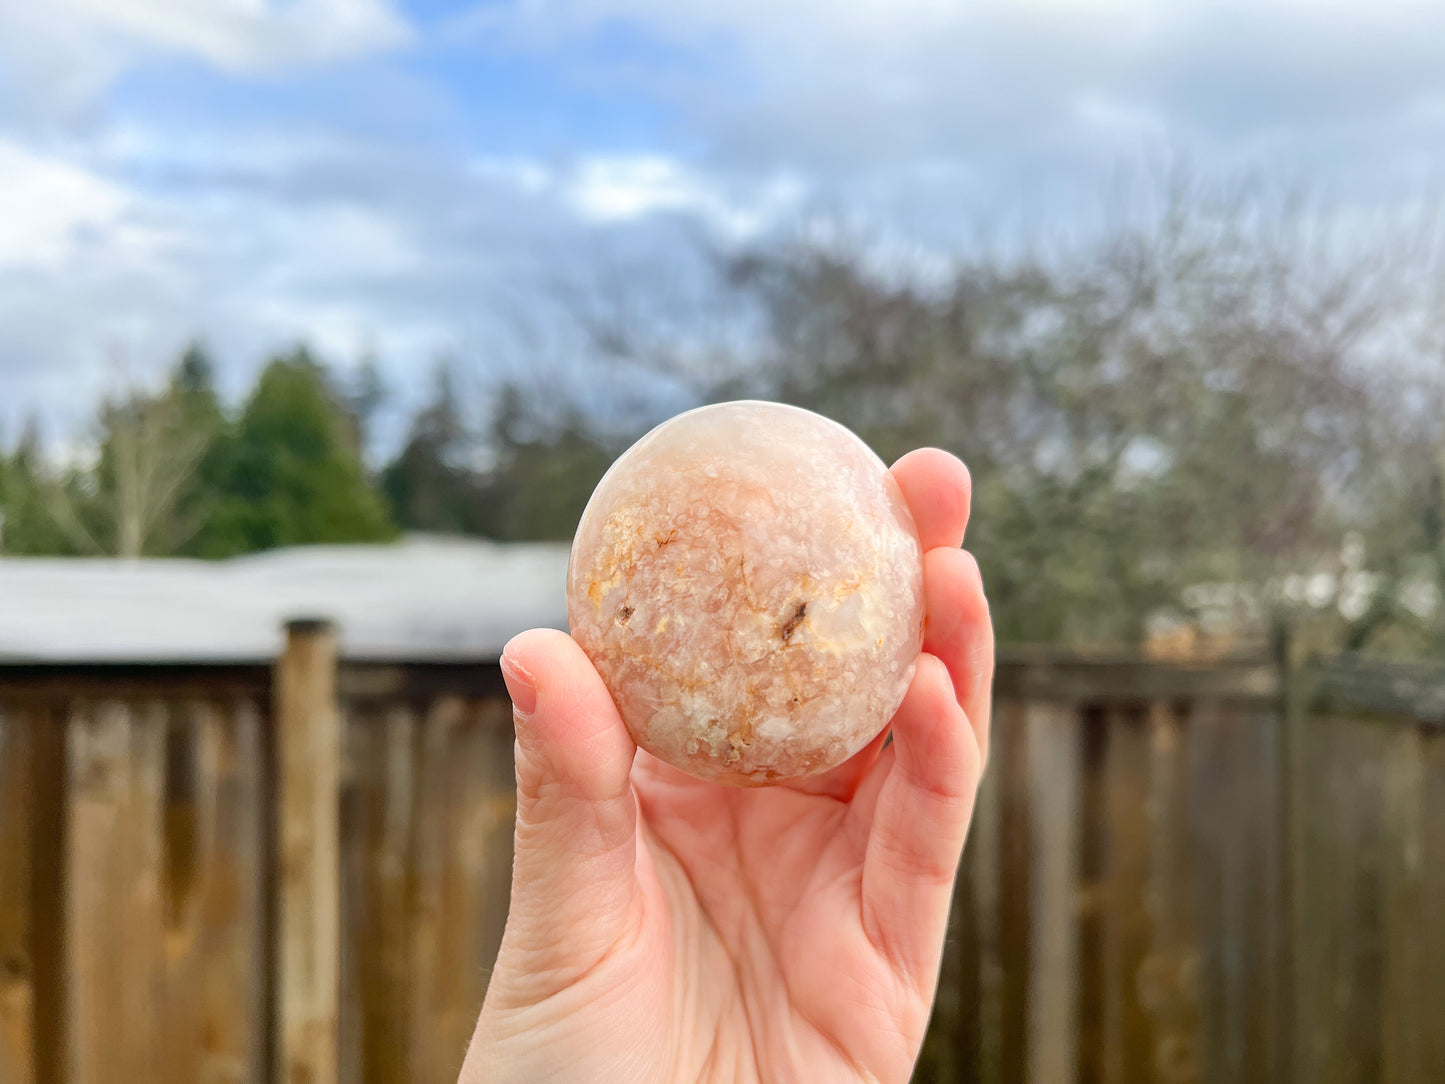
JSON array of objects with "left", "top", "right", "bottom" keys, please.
[{"left": 566, "top": 401, "right": 926, "bottom": 786}]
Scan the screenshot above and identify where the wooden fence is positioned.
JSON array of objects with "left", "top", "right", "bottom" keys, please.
[
  {"left": 0, "top": 625, "right": 1441, "bottom": 1083},
  {"left": 918, "top": 649, "right": 1445, "bottom": 1084}
]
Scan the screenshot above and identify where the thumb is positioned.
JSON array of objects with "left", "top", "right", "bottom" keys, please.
[{"left": 497, "top": 628, "right": 639, "bottom": 974}]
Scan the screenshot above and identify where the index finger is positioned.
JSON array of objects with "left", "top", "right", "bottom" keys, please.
[{"left": 889, "top": 448, "right": 971, "bottom": 550}]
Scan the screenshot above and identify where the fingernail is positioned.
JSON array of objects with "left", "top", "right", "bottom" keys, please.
[{"left": 500, "top": 651, "right": 537, "bottom": 718}]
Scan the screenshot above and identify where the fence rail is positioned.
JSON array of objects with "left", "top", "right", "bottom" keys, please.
[{"left": 1, "top": 634, "right": 1442, "bottom": 1083}]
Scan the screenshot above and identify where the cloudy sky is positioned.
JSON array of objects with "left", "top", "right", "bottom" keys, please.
[{"left": 2, "top": 0, "right": 1444, "bottom": 440}]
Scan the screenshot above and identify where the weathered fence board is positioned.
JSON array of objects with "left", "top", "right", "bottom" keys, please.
[
  {"left": 28, "top": 705, "right": 66, "bottom": 1084},
  {"left": 1419, "top": 728, "right": 1445, "bottom": 1082},
  {"left": 1216, "top": 703, "right": 1285, "bottom": 1084},
  {"left": 1101, "top": 704, "right": 1153, "bottom": 1084},
  {"left": 1075, "top": 706, "right": 1106, "bottom": 1084},
  {"left": 337, "top": 679, "right": 516, "bottom": 1084},
  {"left": 341, "top": 701, "right": 417, "bottom": 1084},
  {"left": 1381, "top": 724, "right": 1426, "bottom": 1084},
  {"left": 1026, "top": 701, "right": 1080, "bottom": 1084},
  {"left": 1298, "top": 713, "right": 1388, "bottom": 1084},
  {"left": 67, "top": 700, "right": 167, "bottom": 1084},
  {"left": 995, "top": 695, "right": 1033, "bottom": 1084},
  {"left": 158, "top": 699, "right": 267, "bottom": 1084},
  {"left": 1143, "top": 701, "right": 1201, "bottom": 1084},
  {"left": 0, "top": 705, "right": 36, "bottom": 1084}
]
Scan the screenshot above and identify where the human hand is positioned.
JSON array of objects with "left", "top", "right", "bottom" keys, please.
[{"left": 462, "top": 448, "right": 993, "bottom": 1083}]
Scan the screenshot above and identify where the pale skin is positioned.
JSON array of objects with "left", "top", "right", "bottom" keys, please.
[{"left": 462, "top": 449, "right": 994, "bottom": 1084}]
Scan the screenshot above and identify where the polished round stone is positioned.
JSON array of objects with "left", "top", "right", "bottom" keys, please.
[{"left": 567, "top": 401, "right": 925, "bottom": 786}]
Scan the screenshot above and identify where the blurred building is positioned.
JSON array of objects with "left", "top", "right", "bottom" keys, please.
[{"left": 0, "top": 536, "right": 570, "bottom": 662}]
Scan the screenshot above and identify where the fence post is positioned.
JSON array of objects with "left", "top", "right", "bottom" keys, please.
[
  {"left": 1275, "top": 623, "right": 1304, "bottom": 1084},
  {"left": 275, "top": 618, "right": 341, "bottom": 1084}
]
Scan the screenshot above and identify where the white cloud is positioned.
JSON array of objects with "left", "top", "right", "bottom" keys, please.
[
  {"left": 454, "top": 0, "right": 1445, "bottom": 174},
  {"left": 0, "top": 0, "right": 412, "bottom": 127},
  {"left": 563, "top": 155, "right": 803, "bottom": 236},
  {"left": 465, "top": 152, "right": 806, "bottom": 238},
  {"left": 277, "top": 204, "right": 427, "bottom": 282},
  {"left": 1074, "top": 93, "right": 1167, "bottom": 140},
  {"left": 0, "top": 141, "right": 132, "bottom": 270},
  {"left": 0, "top": 128, "right": 724, "bottom": 440},
  {"left": 58, "top": 0, "right": 412, "bottom": 72},
  {"left": 448, "top": 0, "right": 1445, "bottom": 274},
  {"left": 0, "top": 5, "right": 129, "bottom": 124},
  {"left": 569, "top": 156, "right": 692, "bottom": 221}
]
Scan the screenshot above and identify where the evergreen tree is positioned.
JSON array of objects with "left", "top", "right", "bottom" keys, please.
[
  {"left": 173, "top": 341, "right": 218, "bottom": 401},
  {"left": 381, "top": 362, "right": 486, "bottom": 535},
  {"left": 169, "top": 342, "right": 227, "bottom": 554},
  {"left": 474, "top": 383, "right": 619, "bottom": 542},
  {"left": 196, "top": 348, "right": 396, "bottom": 556},
  {"left": 347, "top": 353, "right": 388, "bottom": 459},
  {"left": 0, "top": 419, "right": 79, "bottom": 555}
]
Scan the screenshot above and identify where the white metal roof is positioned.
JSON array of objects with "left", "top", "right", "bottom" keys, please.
[{"left": 0, "top": 536, "right": 571, "bottom": 663}]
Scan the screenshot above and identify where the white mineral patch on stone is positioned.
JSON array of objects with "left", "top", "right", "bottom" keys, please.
[{"left": 566, "top": 400, "right": 926, "bottom": 786}]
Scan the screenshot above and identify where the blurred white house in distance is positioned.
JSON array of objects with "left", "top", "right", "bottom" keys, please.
[{"left": 0, "top": 537, "right": 569, "bottom": 663}]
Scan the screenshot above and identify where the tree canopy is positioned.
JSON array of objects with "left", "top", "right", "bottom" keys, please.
[
  {"left": 195, "top": 349, "right": 395, "bottom": 556},
  {"left": 2, "top": 194, "right": 1441, "bottom": 657}
]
